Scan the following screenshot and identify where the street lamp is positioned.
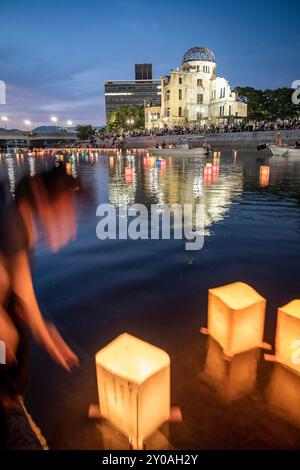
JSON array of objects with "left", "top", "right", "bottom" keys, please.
[
  {"left": 67, "top": 120, "right": 73, "bottom": 127},
  {"left": 1, "top": 116, "right": 8, "bottom": 129},
  {"left": 126, "top": 118, "right": 134, "bottom": 131},
  {"left": 51, "top": 116, "right": 58, "bottom": 126},
  {"left": 24, "top": 120, "right": 31, "bottom": 131}
]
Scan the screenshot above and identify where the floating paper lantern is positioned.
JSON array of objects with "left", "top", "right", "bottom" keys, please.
[
  {"left": 266, "top": 363, "right": 300, "bottom": 428},
  {"left": 207, "top": 282, "right": 266, "bottom": 356},
  {"left": 203, "top": 337, "right": 259, "bottom": 402},
  {"left": 274, "top": 300, "right": 300, "bottom": 374},
  {"left": 204, "top": 162, "right": 212, "bottom": 176},
  {"left": 95, "top": 333, "right": 171, "bottom": 449},
  {"left": 259, "top": 165, "right": 270, "bottom": 187},
  {"left": 65, "top": 162, "right": 72, "bottom": 175}
]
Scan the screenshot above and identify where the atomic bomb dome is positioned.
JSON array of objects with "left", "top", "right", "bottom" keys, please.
[
  {"left": 144, "top": 46, "right": 247, "bottom": 130},
  {"left": 182, "top": 46, "right": 216, "bottom": 64}
]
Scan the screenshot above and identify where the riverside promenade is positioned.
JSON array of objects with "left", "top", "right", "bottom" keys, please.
[{"left": 122, "top": 129, "right": 300, "bottom": 149}]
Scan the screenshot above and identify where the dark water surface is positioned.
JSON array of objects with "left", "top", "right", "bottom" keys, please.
[{"left": 1, "top": 148, "right": 300, "bottom": 449}]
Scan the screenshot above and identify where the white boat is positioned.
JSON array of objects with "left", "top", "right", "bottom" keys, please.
[
  {"left": 268, "top": 144, "right": 300, "bottom": 158},
  {"left": 147, "top": 144, "right": 209, "bottom": 157},
  {"left": 268, "top": 144, "right": 288, "bottom": 156},
  {"left": 285, "top": 147, "right": 300, "bottom": 157}
]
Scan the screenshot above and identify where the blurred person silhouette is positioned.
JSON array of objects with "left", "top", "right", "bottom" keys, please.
[{"left": 0, "top": 163, "right": 83, "bottom": 448}]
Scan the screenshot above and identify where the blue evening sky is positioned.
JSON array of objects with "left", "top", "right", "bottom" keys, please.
[{"left": 0, "top": 0, "right": 299, "bottom": 128}]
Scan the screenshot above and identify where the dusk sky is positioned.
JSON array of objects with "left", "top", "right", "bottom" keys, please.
[{"left": 1, "top": 0, "right": 299, "bottom": 129}]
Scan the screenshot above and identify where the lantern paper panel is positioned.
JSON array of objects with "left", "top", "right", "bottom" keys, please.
[
  {"left": 208, "top": 282, "right": 266, "bottom": 356},
  {"left": 203, "top": 337, "right": 259, "bottom": 402},
  {"left": 266, "top": 363, "right": 300, "bottom": 428},
  {"left": 275, "top": 300, "right": 300, "bottom": 374},
  {"left": 95, "top": 333, "right": 170, "bottom": 449}
]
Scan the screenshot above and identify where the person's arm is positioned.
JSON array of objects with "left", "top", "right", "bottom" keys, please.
[{"left": 10, "top": 250, "right": 79, "bottom": 370}]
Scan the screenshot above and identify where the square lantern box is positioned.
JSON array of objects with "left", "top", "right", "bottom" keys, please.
[
  {"left": 208, "top": 282, "right": 266, "bottom": 356},
  {"left": 95, "top": 333, "right": 171, "bottom": 450},
  {"left": 275, "top": 300, "right": 300, "bottom": 374}
]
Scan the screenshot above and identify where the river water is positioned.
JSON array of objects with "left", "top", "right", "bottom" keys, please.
[{"left": 1, "top": 148, "right": 300, "bottom": 449}]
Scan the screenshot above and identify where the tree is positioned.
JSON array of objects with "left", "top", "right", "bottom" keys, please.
[
  {"left": 234, "top": 86, "right": 300, "bottom": 120},
  {"left": 107, "top": 106, "right": 144, "bottom": 132},
  {"left": 75, "top": 124, "right": 95, "bottom": 140}
]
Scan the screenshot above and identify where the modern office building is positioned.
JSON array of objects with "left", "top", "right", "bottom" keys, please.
[
  {"left": 135, "top": 63, "right": 152, "bottom": 80},
  {"left": 145, "top": 46, "right": 247, "bottom": 130},
  {"left": 104, "top": 64, "right": 161, "bottom": 121}
]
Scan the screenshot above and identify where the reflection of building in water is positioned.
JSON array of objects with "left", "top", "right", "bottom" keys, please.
[
  {"left": 108, "top": 156, "right": 137, "bottom": 205},
  {"left": 5, "top": 156, "right": 16, "bottom": 195},
  {"left": 29, "top": 154, "right": 36, "bottom": 177},
  {"left": 202, "top": 337, "right": 259, "bottom": 403},
  {"left": 107, "top": 155, "right": 243, "bottom": 234},
  {"left": 266, "top": 363, "right": 300, "bottom": 428}
]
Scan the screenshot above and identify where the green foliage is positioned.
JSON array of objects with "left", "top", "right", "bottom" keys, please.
[
  {"left": 75, "top": 124, "right": 95, "bottom": 140},
  {"left": 107, "top": 106, "right": 144, "bottom": 131},
  {"left": 234, "top": 86, "right": 300, "bottom": 120}
]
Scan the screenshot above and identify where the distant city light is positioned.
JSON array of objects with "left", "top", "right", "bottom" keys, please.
[{"left": 1, "top": 116, "right": 8, "bottom": 129}]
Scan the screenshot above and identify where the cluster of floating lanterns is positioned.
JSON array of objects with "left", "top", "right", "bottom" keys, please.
[{"left": 91, "top": 281, "right": 300, "bottom": 449}]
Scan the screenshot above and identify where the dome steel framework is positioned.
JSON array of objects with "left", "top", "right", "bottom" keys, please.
[{"left": 182, "top": 46, "right": 216, "bottom": 63}]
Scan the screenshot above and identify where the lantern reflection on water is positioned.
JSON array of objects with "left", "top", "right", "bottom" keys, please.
[
  {"left": 266, "top": 363, "right": 300, "bottom": 428},
  {"left": 274, "top": 300, "right": 300, "bottom": 374},
  {"left": 203, "top": 337, "right": 259, "bottom": 402},
  {"left": 95, "top": 333, "right": 171, "bottom": 450},
  {"left": 207, "top": 282, "right": 266, "bottom": 357}
]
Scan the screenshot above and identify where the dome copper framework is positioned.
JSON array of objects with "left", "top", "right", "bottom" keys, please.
[{"left": 182, "top": 46, "right": 216, "bottom": 63}]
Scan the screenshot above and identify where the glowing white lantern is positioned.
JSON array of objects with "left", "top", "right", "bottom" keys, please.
[
  {"left": 275, "top": 300, "right": 300, "bottom": 373},
  {"left": 203, "top": 337, "right": 259, "bottom": 402},
  {"left": 266, "top": 363, "right": 300, "bottom": 428},
  {"left": 95, "top": 333, "right": 171, "bottom": 449},
  {"left": 208, "top": 282, "right": 266, "bottom": 357}
]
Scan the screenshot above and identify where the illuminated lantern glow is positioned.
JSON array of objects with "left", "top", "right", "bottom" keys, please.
[
  {"left": 65, "top": 162, "right": 72, "bottom": 175},
  {"left": 259, "top": 165, "right": 270, "bottom": 187},
  {"left": 203, "top": 337, "right": 259, "bottom": 403},
  {"left": 266, "top": 363, "right": 300, "bottom": 428},
  {"left": 273, "top": 300, "right": 300, "bottom": 374},
  {"left": 207, "top": 282, "right": 266, "bottom": 357},
  {"left": 204, "top": 163, "right": 212, "bottom": 177},
  {"left": 95, "top": 333, "right": 171, "bottom": 450}
]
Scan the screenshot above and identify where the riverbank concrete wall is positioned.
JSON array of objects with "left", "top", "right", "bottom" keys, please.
[{"left": 124, "top": 129, "right": 300, "bottom": 149}]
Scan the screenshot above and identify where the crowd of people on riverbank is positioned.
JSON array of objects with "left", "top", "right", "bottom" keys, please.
[{"left": 95, "top": 118, "right": 300, "bottom": 145}]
